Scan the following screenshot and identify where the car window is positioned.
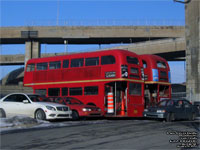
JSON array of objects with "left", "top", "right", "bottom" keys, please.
[
  {"left": 4, "top": 95, "right": 18, "bottom": 102},
  {"left": 175, "top": 100, "right": 183, "bottom": 107},
  {"left": 183, "top": 100, "right": 191, "bottom": 108},
  {"left": 65, "top": 97, "right": 83, "bottom": 104},
  {"left": 167, "top": 100, "right": 174, "bottom": 106},
  {"left": 28, "top": 95, "right": 50, "bottom": 102},
  {"left": 54, "top": 97, "right": 63, "bottom": 103},
  {"left": 157, "top": 100, "right": 167, "bottom": 107},
  {"left": 3, "top": 94, "right": 27, "bottom": 103}
]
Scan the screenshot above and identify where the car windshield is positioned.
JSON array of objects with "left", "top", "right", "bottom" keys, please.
[
  {"left": 157, "top": 100, "right": 168, "bottom": 107},
  {"left": 64, "top": 97, "right": 83, "bottom": 104},
  {"left": 28, "top": 95, "right": 51, "bottom": 102}
]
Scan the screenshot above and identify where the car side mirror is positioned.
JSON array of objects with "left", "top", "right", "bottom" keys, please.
[{"left": 23, "top": 100, "right": 29, "bottom": 103}]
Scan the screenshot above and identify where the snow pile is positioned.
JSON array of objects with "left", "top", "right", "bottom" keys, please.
[
  {"left": 0, "top": 116, "right": 109, "bottom": 134},
  {"left": 0, "top": 116, "right": 49, "bottom": 133}
]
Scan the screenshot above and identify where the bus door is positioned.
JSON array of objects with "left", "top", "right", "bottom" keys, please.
[
  {"left": 127, "top": 82, "right": 143, "bottom": 117},
  {"left": 105, "top": 82, "right": 127, "bottom": 116}
]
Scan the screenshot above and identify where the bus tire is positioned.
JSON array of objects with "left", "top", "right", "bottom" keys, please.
[
  {"left": 35, "top": 109, "right": 46, "bottom": 120},
  {"left": 72, "top": 110, "right": 79, "bottom": 121},
  {"left": 0, "top": 108, "right": 6, "bottom": 118}
]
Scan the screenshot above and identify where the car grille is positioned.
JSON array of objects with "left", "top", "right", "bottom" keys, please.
[
  {"left": 56, "top": 107, "right": 69, "bottom": 111},
  {"left": 57, "top": 114, "right": 70, "bottom": 117},
  {"left": 90, "top": 108, "right": 99, "bottom": 111},
  {"left": 89, "top": 113, "right": 101, "bottom": 116}
]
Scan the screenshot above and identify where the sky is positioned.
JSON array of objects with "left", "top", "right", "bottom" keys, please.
[{"left": 0, "top": 0, "right": 185, "bottom": 83}]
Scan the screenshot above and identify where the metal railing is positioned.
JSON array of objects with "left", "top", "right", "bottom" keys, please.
[{"left": 24, "top": 19, "right": 185, "bottom": 27}]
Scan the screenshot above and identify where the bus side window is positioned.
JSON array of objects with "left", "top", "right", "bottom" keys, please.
[
  {"left": 37, "top": 62, "right": 48, "bottom": 71},
  {"left": 69, "top": 87, "right": 82, "bottom": 96},
  {"left": 157, "top": 61, "right": 166, "bottom": 69},
  {"left": 127, "top": 56, "right": 139, "bottom": 65},
  {"left": 62, "top": 87, "right": 68, "bottom": 96},
  {"left": 26, "top": 63, "right": 35, "bottom": 72},
  {"left": 142, "top": 60, "right": 147, "bottom": 68},
  {"left": 101, "top": 55, "right": 115, "bottom": 65},
  {"left": 35, "top": 89, "right": 46, "bottom": 96},
  {"left": 48, "top": 88, "right": 60, "bottom": 96},
  {"left": 85, "top": 57, "right": 99, "bottom": 66},
  {"left": 71, "top": 58, "right": 84, "bottom": 67},
  {"left": 49, "top": 61, "right": 61, "bottom": 70},
  {"left": 63, "top": 60, "right": 69, "bottom": 68}
]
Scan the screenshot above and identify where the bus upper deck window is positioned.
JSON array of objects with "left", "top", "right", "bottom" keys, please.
[
  {"left": 85, "top": 57, "right": 99, "bottom": 66},
  {"left": 63, "top": 60, "right": 69, "bottom": 68},
  {"left": 157, "top": 61, "right": 166, "bottom": 69},
  {"left": 49, "top": 61, "right": 61, "bottom": 70},
  {"left": 142, "top": 60, "right": 147, "bottom": 68},
  {"left": 37, "top": 62, "right": 48, "bottom": 71},
  {"left": 26, "top": 63, "right": 35, "bottom": 72},
  {"left": 101, "top": 55, "right": 115, "bottom": 65},
  {"left": 71, "top": 58, "right": 84, "bottom": 67},
  {"left": 127, "top": 56, "right": 139, "bottom": 65}
]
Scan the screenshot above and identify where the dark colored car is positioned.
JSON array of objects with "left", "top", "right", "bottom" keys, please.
[
  {"left": 48, "top": 97, "right": 103, "bottom": 120},
  {"left": 143, "top": 99, "right": 197, "bottom": 122}
]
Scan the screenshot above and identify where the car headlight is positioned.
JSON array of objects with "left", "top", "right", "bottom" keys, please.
[
  {"left": 157, "top": 110, "right": 166, "bottom": 113},
  {"left": 46, "top": 106, "right": 56, "bottom": 111},
  {"left": 144, "top": 109, "right": 148, "bottom": 112},
  {"left": 82, "top": 108, "right": 92, "bottom": 112}
]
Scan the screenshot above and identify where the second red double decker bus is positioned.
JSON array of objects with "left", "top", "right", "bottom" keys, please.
[
  {"left": 24, "top": 49, "right": 145, "bottom": 117},
  {"left": 140, "top": 54, "right": 171, "bottom": 108}
]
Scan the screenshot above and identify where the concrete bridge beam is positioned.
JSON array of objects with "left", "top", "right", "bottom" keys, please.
[
  {"left": 185, "top": 0, "right": 200, "bottom": 102},
  {"left": 25, "top": 41, "right": 41, "bottom": 65}
]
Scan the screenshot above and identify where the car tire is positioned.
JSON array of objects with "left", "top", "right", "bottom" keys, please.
[
  {"left": 189, "top": 113, "right": 195, "bottom": 121},
  {"left": 35, "top": 109, "right": 46, "bottom": 120},
  {"left": 0, "top": 108, "right": 6, "bottom": 118},
  {"left": 166, "top": 113, "right": 174, "bottom": 122},
  {"left": 72, "top": 110, "right": 79, "bottom": 121}
]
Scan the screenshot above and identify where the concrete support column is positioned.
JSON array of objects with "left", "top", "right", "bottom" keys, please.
[
  {"left": 185, "top": 1, "right": 200, "bottom": 102},
  {"left": 25, "top": 41, "right": 41, "bottom": 65}
]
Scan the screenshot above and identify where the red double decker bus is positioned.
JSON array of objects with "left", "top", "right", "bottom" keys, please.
[
  {"left": 24, "top": 49, "right": 145, "bottom": 117},
  {"left": 140, "top": 54, "right": 171, "bottom": 108}
]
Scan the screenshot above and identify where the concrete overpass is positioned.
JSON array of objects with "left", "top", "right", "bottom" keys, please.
[
  {"left": 0, "top": 25, "right": 185, "bottom": 64},
  {"left": 0, "top": 37, "right": 186, "bottom": 65},
  {"left": 1, "top": 26, "right": 184, "bottom": 44}
]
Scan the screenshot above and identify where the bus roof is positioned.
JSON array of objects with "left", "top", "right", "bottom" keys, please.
[
  {"left": 27, "top": 49, "right": 139, "bottom": 64},
  {"left": 140, "top": 54, "right": 170, "bottom": 69},
  {"left": 140, "top": 54, "right": 167, "bottom": 62}
]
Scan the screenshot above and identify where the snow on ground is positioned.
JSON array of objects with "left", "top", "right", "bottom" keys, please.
[{"left": 0, "top": 116, "right": 109, "bottom": 134}]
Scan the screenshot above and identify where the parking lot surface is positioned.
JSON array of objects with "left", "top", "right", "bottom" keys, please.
[{"left": 1, "top": 119, "right": 199, "bottom": 150}]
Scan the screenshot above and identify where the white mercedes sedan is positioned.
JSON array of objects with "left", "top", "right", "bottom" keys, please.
[{"left": 0, "top": 93, "right": 72, "bottom": 120}]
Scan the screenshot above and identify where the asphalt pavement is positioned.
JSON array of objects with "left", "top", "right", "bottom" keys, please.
[{"left": 1, "top": 119, "right": 199, "bottom": 150}]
